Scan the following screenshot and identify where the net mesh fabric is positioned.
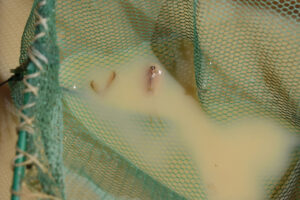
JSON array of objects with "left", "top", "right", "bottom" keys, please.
[{"left": 10, "top": 0, "right": 300, "bottom": 199}]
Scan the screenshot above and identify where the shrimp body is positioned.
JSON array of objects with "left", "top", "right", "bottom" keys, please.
[
  {"left": 90, "top": 71, "right": 116, "bottom": 94},
  {"left": 147, "top": 65, "right": 162, "bottom": 93}
]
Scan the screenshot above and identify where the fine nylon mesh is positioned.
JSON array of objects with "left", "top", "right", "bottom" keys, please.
[{"left": 10, "top": 0, "right": 300, "bottom": 200}]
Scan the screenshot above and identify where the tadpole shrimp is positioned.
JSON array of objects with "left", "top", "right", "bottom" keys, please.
[
  {"left": 90, "top": 71, "right": 116, "bottom": 94},
  {"left": 146, "top": 65, "right": 162, "bottom": 93}
]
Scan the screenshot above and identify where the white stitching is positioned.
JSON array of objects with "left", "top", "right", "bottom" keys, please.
[
  {"left": 35, "top": 14, "right": 48, "bottom": 31},
  {"left": 14, "top": 148, "right": 47, "bottom": 173},
  {"left": 17, "top": 0, "right": 49, "bottom": 150},
  {"left": 38, "top": 0, "right": 47, "bottom": 7},
  {"left": 31, "top": 47, "right": 49, "bottom": 65},
  {"left": 17, "top": 113, "right": 35, "bottom": 134},
  {"left": 34, "top": 32, "right": 46, "bottom": 40},
  {"left": 23, "top": 72, "right": 40, "bottom": 96},
  {"left": 17, "top": 102, "right": 36, "bottom": 135},
  {"left": 13, "top": 1, "right": 61, "bottom": 199},
  {"left": 12, "top": 154, "right": 24, "bottom": 169},
  {"left": 12, "top": 0, "right": 61, "bottom": 198},
  {"left": 27, "top": 54, "right": 43, "bottom": 72}
]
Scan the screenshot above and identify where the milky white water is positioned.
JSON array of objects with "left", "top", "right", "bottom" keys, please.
[{"left": 61, "top": 42, "right": 297, "bottom": 200}]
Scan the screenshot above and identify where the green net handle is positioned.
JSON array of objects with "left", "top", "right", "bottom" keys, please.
[{"left": 11, "top": 62, "right": 36, "bottom": 200}]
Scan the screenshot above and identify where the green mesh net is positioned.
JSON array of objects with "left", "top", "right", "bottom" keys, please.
[{"left": 10, "top": 0, "right": 300, "bottom": 199}]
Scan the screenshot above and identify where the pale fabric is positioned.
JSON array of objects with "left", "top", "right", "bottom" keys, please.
[{"left": 0, "top": 0, "right": 33, "bottom": 199}]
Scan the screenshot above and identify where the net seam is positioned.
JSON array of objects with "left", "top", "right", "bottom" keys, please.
[
  {"left": 12, "top": 0, "right": 61, "bottom": 199},
  {"left": 12, "top": 148, "right": 47, "bottom": 173}
]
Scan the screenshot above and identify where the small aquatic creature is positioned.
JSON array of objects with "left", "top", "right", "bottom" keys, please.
[
  {"left": 147, "top": 65, "right": 162, "bottom": 93},
  {"left": 90, "top": 71, "right": 116, "bottom": 94}
]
